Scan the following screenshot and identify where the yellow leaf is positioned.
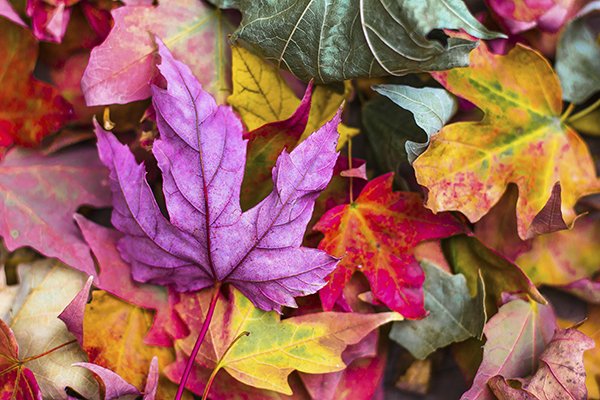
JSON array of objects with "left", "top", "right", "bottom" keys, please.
[
  {"left": 227, "top": 45, "right": 357, "bottom": 149},
  {"left": 173, "top": 286, "right": 401, "bottom": 395},
  {"left": 83, "top": 291, "right": 186, "bottom": 399},
  {"left": 577, "top": 306, "right": 600, "bottom": 398},
  {"left": 413, "top": 43, "right": 600, "bottom": 240}
]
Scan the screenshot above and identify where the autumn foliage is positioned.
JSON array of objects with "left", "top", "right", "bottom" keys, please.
[{"left": 1, "top": 0, "right": 600, "bottom": 399}]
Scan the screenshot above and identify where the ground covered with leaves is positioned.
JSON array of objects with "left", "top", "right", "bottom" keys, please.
[{"left": 0, "top": 0, "right": 599, "bottom": 399}]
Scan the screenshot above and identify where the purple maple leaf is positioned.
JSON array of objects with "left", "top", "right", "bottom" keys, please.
[{"left": 95, "top": 41, "right": 341, "bottom": 312}]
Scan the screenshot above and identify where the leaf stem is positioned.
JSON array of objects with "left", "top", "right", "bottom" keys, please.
[
  {"left": 202, "top": 331, "right": 250, "bottom": 399},
  {"left": 21, "top": 339, "right": 77, "bottom": 363},
  {"left": 347, "top": 138, "right": 354, "bottom": 204},
  {"left": 175, "top": 282, "right": 222, "bottom": 400},
  {"left": 568, "top": 98, "right": 600, "bottom": 123},
  {"left": 561, "top": 103, "right": 575, "bottom": 122}
]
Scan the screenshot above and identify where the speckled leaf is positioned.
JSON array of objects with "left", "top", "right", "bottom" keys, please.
[
  {"left": 6, "top": 260, "right": 98, "bottom": 399},
  {"left": 0, "top": 146, "right": 111, "bottom": 276},
  {"left": 315, "top": 173, "right": 464, "bottom": 318},
  {"left": 97, "top": 43, "right": 340, "bottom": 311},
  {"left": 443, "top": 235, "right": 545, "bottom": 313},
  {"left": 389, "top": 261, "right": 486, "bottom": 360},
  {"left": 461, "top": 299, "right": 556, "bottom": 400},
  {"left": 82, "top": 0, "right": 233, "bottom": 106},
  {"left": 216, "top": 0, "right": 502, "bottom": 83},
  {"left": 0, "top": 19, "right": 72, "bottom": 152},
  {"left": 167, "top": 286, "right": 401, "bottom": 394},
  {"left": 556, "top": 2, "right": 600, "bottom": 104},
  {"left": 372, "top": 85, "right": 457, "bottom": 163},
  {"left": 414, "top": 43, "right": 600, "bottom": 240},
  {"left": 488, "top": 329, "right": 594, "bottom": 400}
]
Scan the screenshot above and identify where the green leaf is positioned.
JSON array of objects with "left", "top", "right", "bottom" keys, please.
[
  {"left": 216, "top": 0, "right": 504, "bottom": 83},
  {"left": 373, "top": 84, "right": 457, "bottom": 163},
  {"left": 556, "top": 2, "right": 600, "bottom": 104},
  {"left": 389, "top": 260, "right": 486, "bottom": 360},
  {"left": 442, "top": 235, "right": 546, "bottom": 314}
]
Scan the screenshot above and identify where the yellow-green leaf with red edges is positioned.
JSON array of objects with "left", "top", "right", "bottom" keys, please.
[
  {"left": 315, "top": 173, "right": 464, "bottom": 319},
  {"left": 414, "top": 43, "right": 600, "bottom": 240},
  {"left": 167, "top": 286, "right": 401, "bottom": 395},
  {"left": 82, "top": 290, "right": 187, "bottom": 400},
  {"left": 0, "top": 19, "right": 72, "bottom": 153}
]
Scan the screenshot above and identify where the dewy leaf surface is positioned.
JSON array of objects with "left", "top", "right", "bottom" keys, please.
[
  {"left": 315, "top": 173, "right": 464, "bottom": 318},
  {"left": 0, "top": 19, "right": 72, "bottom": 151},
  {"left": 0, "top": 146, "right": 111, "bottom": 276},
  {"left": 169, "top": 286, "right": 401, "bottom": 394},
  {"left": 96, "top": 42, "right": 340, "bottom": 311},
  {"left": 461, "top": 299, "right": 556, "bottom": 400},
  {"left": 82, "top": 0, "right": 233, "bottom": 106},
  {"left": 215, "top": 0, "right": 502, "bottom": 83},
  {"left": 414, "top": 43, "right": 600, "bottom": 240},
  {"left": 389, "top": 261, "right": 486, "bottom": 360},
  {"left": 372, "top": 84, "right": 457, "bottom": 163}
]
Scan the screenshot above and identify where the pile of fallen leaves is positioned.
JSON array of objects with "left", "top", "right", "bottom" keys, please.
[{"left": 1, "top": 0, "right": 599, "bottom": 399}]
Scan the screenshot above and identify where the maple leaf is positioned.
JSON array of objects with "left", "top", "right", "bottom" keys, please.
[
  {"left": 462, "top": 299, "right": 557, "bottom": 400},
  {"left": 0, "top": 146, "right": 111, "bottom": 276},
  {"left": 75, "top": 216, "right": 188, "bottom": 346},
  {"left": 413, "top": 43, "right": 600, "bottom": 240},
  {"left": 82, "top": 0, "right": 233, "bottom": 105},
  {"left": 0, "top": 19, "right": 72, "bottom": 153},
  {"left": 488, "top": 328, "right": 594, "bottom": 400},
  {"left": 315, "top": 173, "right": 464, "bottom": 318},
  {"left": 96, "top": 41, "right": 340, "bottom": 312},
  {"left": 166, "top": 286, "right": 401, "bottom": 394},
  {"left": 0, "top": 319, "right": 41, "bottom": 400}
]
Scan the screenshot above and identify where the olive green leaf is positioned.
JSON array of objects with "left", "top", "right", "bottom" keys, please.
[
  {"left": 212, "top": 0, "right": 504, "bottom": 83},
  {"left": 389, "top": 260, "right": 486, "bottom": 360}
]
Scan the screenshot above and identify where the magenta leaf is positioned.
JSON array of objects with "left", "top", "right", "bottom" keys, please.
[
  {"left": 95, "top": 40, "right": 340, "bottom": 311},
  {"left": 0, "top": 147, "right": 111, "bottom": 275},
  {"left": 58, "top": 275, "right": 93, "bottom": 345},
  {"left": 74, "top": 362, "right": 141, "bottom": 399}
]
